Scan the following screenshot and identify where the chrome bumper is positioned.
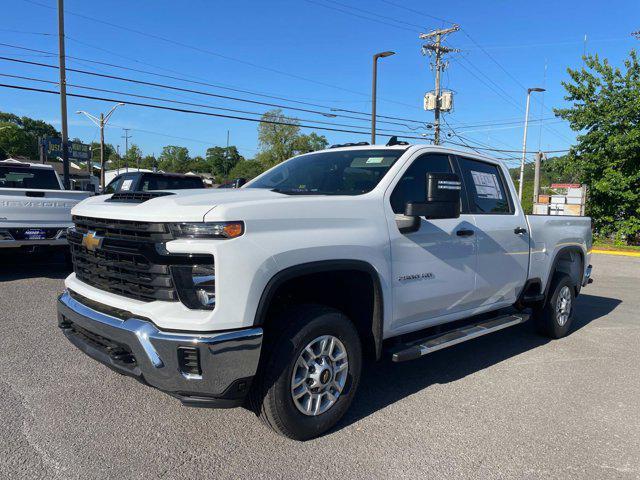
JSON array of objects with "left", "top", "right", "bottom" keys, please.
[{"left": 57, "top": 290, "right": 263, "bottom": 407}]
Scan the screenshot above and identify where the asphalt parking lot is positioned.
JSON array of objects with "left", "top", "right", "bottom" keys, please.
[{"left": 0, "top": 252, "right": 638, "bottom": 479}]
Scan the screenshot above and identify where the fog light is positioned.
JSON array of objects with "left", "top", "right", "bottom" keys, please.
[{"left": 172, "top": 264, "right": 216, "bottom": 310}]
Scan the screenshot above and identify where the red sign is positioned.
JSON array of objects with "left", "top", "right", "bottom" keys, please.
[{"left": 551, "top": 183, "right": 580, "bottom": 189}]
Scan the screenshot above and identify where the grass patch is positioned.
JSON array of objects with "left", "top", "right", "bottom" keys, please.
[{"left": 593, "top": 239, "right": 640, "bottom": 252}]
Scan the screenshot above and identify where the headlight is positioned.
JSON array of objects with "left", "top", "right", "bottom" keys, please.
[
  {"left": 169, "top": 222, "right": 244, "bottom": 239},
  {"left": 172, "top": 264, "right": 216, "bottom": 310}
]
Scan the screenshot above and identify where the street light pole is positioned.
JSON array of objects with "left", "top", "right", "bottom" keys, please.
[
  {"left": 371, "top": 51, "right": 395, "bottom": 145},
  {"left": 518, "top": 87, "right": 545, "bottom": 200},
  {"left": 76, "top": 103, "right": 124, "bottom": 191}
]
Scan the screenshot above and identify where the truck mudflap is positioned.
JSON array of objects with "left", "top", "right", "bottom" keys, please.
[{"left": 57, "top": 290, "right": 263, "bottom": 408}]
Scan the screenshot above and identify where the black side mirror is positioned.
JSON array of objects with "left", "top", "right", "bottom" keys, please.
[{"left": 405, "top": 172, "right": 461, "bottom": 219}]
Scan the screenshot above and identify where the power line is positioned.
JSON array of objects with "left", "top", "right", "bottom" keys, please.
[
  {"left": 0, "top": 82, "right": 415, "bottom": 138},
  {"left": 21, "top": 0, "right": 420, "bottom": 109},
  {"left": 304, "top": 0, "right": 418, "bottom": 33},
  {"left": 0, "top": 45, "right": 428, "bottom": 127},
  {"left": 1, "top": 81, "right": 569, "bottom": 154},
  {"left": 378, "top": 0, "right": 454, "bottom": 25},
  {"left": 0, "top": 72, "right": 421, "bottom": 136},
  {"left": 1, "top": 42, "right": 563, "bottom": 130}
]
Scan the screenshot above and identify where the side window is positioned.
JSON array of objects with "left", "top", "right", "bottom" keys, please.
[
  {"left": 104, "top": 176, "right": 122, "bottom": 194},
  {"left": 458, "top": 157, "right": 512, "bottom": 214},
  {"left": 390, "top": 154, "right": 452, "bottom": 214}
]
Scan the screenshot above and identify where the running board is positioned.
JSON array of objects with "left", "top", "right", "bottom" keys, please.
[{"left": 391, "top": 313, "right": 529, "bottom": 362}]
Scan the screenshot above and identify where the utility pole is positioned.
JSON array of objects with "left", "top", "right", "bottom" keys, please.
[
  {"left": 57, "top": 0, "right": 70, "bottom": 189},
  {"left": 532, "top": 151, "right": 543, "bottom": 204},
  {"left": 76, "top": 103, "right": 124, "bottom": 191},
  {"left": 122, "top": 128, "right": 131, "bottom": 172},
  {"left": 420, "top": 25, "right": 459, "bottom": 145}
]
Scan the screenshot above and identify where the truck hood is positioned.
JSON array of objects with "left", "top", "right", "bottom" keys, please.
[{"left": 72, "top": 188, "right": 288, "bottom": 222}]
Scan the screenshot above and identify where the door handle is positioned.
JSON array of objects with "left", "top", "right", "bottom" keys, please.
[
  {"left": 514, "top": 227, "right": 527, "bottom": 235},
  {"left": 456, "top": 229, "right": 474, "bottom": 237}
]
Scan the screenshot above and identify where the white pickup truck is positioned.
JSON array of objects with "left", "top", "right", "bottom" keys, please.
[
  {"left": 0, "top": 160, "right": 91, "bottom": 252},
  {"left": 57, "top": 143, "right": 593, "bottom": 440}
]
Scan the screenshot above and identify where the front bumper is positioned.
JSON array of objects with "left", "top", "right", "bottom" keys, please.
[{"left": 57, "top": 290, "right": 263, "bottom": 407}]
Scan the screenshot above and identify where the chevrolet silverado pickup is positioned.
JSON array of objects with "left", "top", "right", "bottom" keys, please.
[
  {"left": 57, "top": 143, "right": 593, "bottom": 440},
  {"left": 0, "top": 159, "right": 91, "bottom": 252}
]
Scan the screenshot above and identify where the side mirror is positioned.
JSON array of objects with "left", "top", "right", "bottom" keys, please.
[{"left": 405, "top": 172, "right": 461, "bottom": 220}]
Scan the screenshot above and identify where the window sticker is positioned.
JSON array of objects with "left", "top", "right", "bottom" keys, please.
[
  {"left": 470, "top": 170, "right": 502, "bottom": 200},
  {"left": 120, "top": 179, "right": 133, "bottom": 191},
  {"left": 365, "top": 157, "right": 384, "bottom": 164}
]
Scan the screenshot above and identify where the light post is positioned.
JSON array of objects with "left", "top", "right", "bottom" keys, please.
[
  {"left": 518, "top": 87, "right": 545, "bottom": 200},
  {"left": 76, "top": 103, "right": 124, "bottom": 191},
  {"left": 372, "top": 51, "right": 395, "bottom": 145}
]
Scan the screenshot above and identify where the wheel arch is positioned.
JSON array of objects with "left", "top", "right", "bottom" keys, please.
[
  {"left": 544, "top": 246, "right": 584, "bottom": 298},
  {"left": 253, "top": 260, "right": 385, "bottom": 360}
]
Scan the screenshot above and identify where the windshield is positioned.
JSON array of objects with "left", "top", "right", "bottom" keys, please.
[
  {"left": 247, "top": 149, "right": 406, "bottom": 195},
  {"left": 0, "top": 165, "right": 60, "bottom": 190}
]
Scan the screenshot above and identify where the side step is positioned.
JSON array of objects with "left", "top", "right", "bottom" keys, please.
[{"left": 391, "top": 313, "right": 529, "bottom": 362}]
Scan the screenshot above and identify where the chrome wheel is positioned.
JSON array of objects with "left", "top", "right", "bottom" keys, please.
[
  {"left": 290, "top": 335, "right": 349, "bottom": 416},
  {"left": 556, "top": 285, "right": 572, "bottom": 326}
]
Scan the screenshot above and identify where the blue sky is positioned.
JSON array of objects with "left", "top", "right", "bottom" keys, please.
[{"left": 1, "top": 0, "right": 638, "bottom": 166}]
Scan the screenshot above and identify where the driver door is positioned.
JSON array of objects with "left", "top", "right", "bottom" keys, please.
[{"left": 385, "top": 152, "right": 477, "bottom": 334}]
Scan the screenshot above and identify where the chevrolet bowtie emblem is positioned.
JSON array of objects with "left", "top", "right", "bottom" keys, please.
[{"left": 82, "top": 231, "right": 103, "bottom": 252}]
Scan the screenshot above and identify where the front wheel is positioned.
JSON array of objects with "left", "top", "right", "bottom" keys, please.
[
  {"left": 250, "top": 305, "right": 362, "bottom": 440},
  {"left": 533, "top": 273, "right": 575, "bottom": 338}
]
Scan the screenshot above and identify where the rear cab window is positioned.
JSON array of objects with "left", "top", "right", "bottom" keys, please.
[
  {"left": 457, "top": 157, "right": 513, "bottom": 214},
  {"left": 0, "top": 164, "right": 61, "bottom": 190}
]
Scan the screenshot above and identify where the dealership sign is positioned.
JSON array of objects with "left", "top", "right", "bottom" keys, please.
[{"left": 42, "top": 138, "right": 92, "bottom": 161}]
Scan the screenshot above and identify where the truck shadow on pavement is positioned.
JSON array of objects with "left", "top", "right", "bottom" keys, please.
[
  {"left": 0, "top": 251, "right": 71, "bottom": 281},
  {"left": 337, "top": 293, "right": 622, "bottom": 433}
]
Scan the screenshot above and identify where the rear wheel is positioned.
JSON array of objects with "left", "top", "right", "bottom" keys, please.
[
  {"left": 533, "top": 273, "right": 575, "bottom": 338},
  {"left": 251, "top": 305, "right": 362, "bottom": 440}
]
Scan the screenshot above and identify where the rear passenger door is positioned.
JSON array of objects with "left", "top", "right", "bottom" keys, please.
[{"left": 456, "top": 156, "right": 529, "bottom": 307}]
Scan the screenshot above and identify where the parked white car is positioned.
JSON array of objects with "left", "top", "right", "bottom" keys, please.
[
  {"left": 57, "top": 144, "right": 593, "bottom": 439},
  {"left": 0, "top": 159, "right": 91, "bottom": 251}
]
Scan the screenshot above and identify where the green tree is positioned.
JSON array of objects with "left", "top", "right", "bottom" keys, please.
[
  {"left": 206, "top": 145, "right": 243, "bottom": 180},
  {"left": 0, "top": 112, "right": 59, "bottom": 139},
  {"left": 158, "top": 145, "right": 190, "bottom": 172},
  {"left": 140, "top": 155, "right": 157, "bottom": 170},
  {"left": 257, "top": 109, "right": 328, "bottom": 167},
  {"left": 228, "top": 159, "right": 266, "bottom": 180},
  {"left": 0, "top": 123, "right": 38, "bottom": 159},
  {"left": 89, "top": 142, "right": 117, "bottom": 169},
  {"left": 555, "top": 50, "right": 640, "bottom": 243},
  {"left": 122, "top": 144, "right": 143, "bottom": 169},
  {"left": 294, "top": 132, "right": 329, "bottom": 153},
  {"left": 189, "top": 155, "right": 209, "bottom": 173}
]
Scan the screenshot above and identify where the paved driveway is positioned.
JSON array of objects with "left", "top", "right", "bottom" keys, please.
[{"left": 0, "top": 253, "right": 638, "bottom": 479}]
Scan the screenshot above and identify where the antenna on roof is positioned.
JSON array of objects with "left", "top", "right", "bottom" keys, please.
[{"left": 386, "top": 136, "right": 410, "bottom": 146}]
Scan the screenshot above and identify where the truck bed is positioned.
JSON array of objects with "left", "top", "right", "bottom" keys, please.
[{"left": 526, "top": 214, "right": 592, "bottom": 291}]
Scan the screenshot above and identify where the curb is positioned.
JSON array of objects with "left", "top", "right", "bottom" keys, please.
[{"left": 592, "top": 249, "right": 640, "bottom": 257}]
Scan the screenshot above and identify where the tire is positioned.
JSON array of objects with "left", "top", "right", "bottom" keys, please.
[
  {"left": 533, "top": 273, "right": 575, "bottom": 339},
  {"left": 250, "top": 304, "right": 362, "bottom": 440}
]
